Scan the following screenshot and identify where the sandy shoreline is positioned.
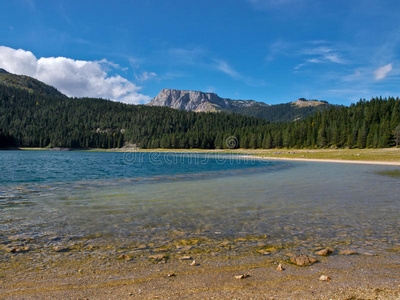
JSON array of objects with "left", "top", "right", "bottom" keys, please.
[{"left": 257, "top": 156, "right": 400, "bottom": 165}]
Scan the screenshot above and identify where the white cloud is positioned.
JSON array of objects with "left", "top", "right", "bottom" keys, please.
[
  {"left": 128, "top": 57, "right": 143, "bottom": 69},
  {"left": 214, "top": 59, "right": 266, "bottom": 87},
  {"left": 168, "top": 47, "right": 206, "bottom": 65},
  {"left": 342, "top": 70, "right": 362, "bottom": 82},
  {"left": 205, "top": 86, "right": 216, "bottom": 93},
  {"left": 214, "top": 60, "right": 241, "bottom": 79},
  {"left": 0, "top": 46, "right": 150, "bottom": 104},
  {"left": 294, "top": 45, "right": 346, "bottom": 70},
  {"left": 306, "top": 58, "right": 322, "bottom": 63},
  {"left": 298, "top": 46, "right": 345, "bottom": 67},
  {"left": 374, "top": 63, "right": 393, "bottom": 81},
  {"left": 324, "top": 53, "right": 344, "bottom": 64},
  {"left": 266, "top": 40, "right": 293, "bottom": 62},
  {"left": 135, "top": 71, "right": 158, "bottom": 82},
  {"left": 162, "top": 46, "right": 266, "bottom": 87},
  {"left": 267, "top": 40, "right": 347, "bottom": 71}
]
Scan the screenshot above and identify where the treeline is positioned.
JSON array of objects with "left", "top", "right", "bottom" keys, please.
[
  {"left": 0, "top": 83, "right": 399, "bottom": 149},
  {"left": 260, "top": 97, "right": 400, "bottom": 149},
  {"left": 225, "top": 101, "right": 330, "bottom": 123},
  {"left": 0, "top": 130, "right": 16, "bottom": 148}
]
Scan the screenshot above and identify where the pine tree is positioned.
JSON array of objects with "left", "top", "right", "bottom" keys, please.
[{"left": 394, "top": 124, "right": 400, "bottom": 147}]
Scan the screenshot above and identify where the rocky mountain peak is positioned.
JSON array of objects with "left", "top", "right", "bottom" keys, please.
[
  {"left": 147, "top": 88, "right": 268, "bottom": 112},
  {"left": 292, "top": 98, "right": 327, "bottom": 107}
]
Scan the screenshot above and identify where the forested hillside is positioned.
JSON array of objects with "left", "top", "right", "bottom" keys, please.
[
  {"left": 0, "top": 84, "right": 268, "bottom": 149},
  {"left": 1, "top": 81, "right": 399, "bottom": 149},
  {"left": 263, "top": 97, "right": 400, "bottom": 149},
  {"left": 224, "top": 101, "right": 330, "bottom": 123}
]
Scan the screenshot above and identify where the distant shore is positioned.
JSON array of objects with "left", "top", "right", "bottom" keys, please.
[
  {"left": 257, "top": 156, "right": 400, "bottom": 166},
  {"left": 16, "top": 147, "right": 400, "bottom": 166},
  {"left": 252, "top": 148, "right": 400, "bottom": 166}
]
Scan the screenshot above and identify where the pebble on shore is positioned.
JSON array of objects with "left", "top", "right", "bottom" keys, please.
[
  {"left": 276, "top": 263, "right": 284, "bottom": 271},
  {"left": 190, "top": 260, "right": 199, "bottom": 266},
  {"left": 319, "top": 275, "right": 331, "bottom": 281}
]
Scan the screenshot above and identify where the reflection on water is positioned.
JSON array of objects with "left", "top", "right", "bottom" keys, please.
[{"left": 0, "top": 151, "right": 399, "bottom": 255}]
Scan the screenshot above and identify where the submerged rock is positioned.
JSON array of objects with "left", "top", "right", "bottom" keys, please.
[
  {"left": 235, "top": 274, "right": 250, "bottom": 279},
  {"left": 362, "top": 251, "right": 377, "bottom": 256},
  {"left": 8, "top": 234, "right": 31, "bottom": 241},
  {"left": 118, "top": 254, "right": 132, "bottom": 261},
  {"left": 315, "top": 247, "right": 334, "bottom": 256},
  {"left": 52, "top": 246, "right": 69, "bottom": 252},
  {"left": 3, "top": 245, "right": 30, "bottom": 253},
  {"left": 258, "top": 250, "right": 271, "bottom": 255},
  {"left": 21, "top": 246, "right": 30, "bottom": 252},
  {"left": 149, "top": 254, "right": 167, "bottom": 261},
  {"left": 176, "top": 245, "right": 194, "bottom": 253},
  {"left": 179, "top": 256, "right": 192, "bottom": 260},
  {"left": 286, "top": 253, "right": 317, "bottom": 266},
  {"left": 339, "top": 250, "right": 358, "bottom": 255}
]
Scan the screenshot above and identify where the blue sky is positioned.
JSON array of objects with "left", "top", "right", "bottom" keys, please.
[{"left": 1, "top": 0, "right": 399, "bottom": 105}]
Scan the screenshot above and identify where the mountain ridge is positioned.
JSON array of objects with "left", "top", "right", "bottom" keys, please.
[
  {"left": 147, "top": 88, "right": 269, "bottom": 112},
  {"left": 148, "top": 88, "right": 331, "bottom": 122}
]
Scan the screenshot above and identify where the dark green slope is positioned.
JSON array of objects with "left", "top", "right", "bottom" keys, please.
[
  {"left": 224, "top": 102, "right": 331, "bottom": 123},
  {"left": 0, "top": 68, "right": 66, "bottom": 98}
]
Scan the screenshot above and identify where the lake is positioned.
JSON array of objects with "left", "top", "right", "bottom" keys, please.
[{"left": 1, "top": 150, "right": 399, "bottom": 254}]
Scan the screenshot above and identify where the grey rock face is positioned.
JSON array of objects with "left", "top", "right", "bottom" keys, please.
[{"left": 147, "top": 89, "right": 268, "bottom": 112}]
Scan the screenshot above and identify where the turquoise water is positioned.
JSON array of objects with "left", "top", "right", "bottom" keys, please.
[{"left": 1, "top": 150, "right": 399, "bottom": 253}]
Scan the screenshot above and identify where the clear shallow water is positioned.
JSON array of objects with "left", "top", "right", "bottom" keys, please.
[{"left": 1, "top": 150, "right": 399, "bottom": 253}]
